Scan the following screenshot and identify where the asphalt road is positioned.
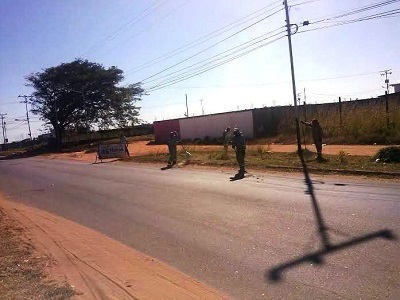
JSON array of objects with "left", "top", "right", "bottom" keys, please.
[{"left": 0, "top": 158, "right": 399, "bottom": 299}]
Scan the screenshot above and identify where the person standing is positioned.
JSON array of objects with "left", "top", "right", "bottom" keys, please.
[
  {"left": 301, "top": 119, "right": 324, "bottom": 160},
  {"left": 167, "top": 131, "right": 180, "bottom": 166},
  {"left": 222, "top": 126, "right": 231, "bottom": 152},
  {"left": 231, "top": 128, "right": 246, "bottom": 178},
  {"left": 120, "top": 133, "right": 130, "bottom": 157}
]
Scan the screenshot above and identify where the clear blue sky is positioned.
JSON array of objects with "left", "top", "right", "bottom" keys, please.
[{"left": 1, "top": 0, "right": 399, "bottom": 142}]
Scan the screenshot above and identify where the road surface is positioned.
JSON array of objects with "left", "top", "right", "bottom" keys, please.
[{"left": 0, "top": 158, "right": 399, "bottom": 299}]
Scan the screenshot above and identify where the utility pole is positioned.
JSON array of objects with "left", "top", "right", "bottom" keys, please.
[
  {"left": 381, "top": 69, "right": 392, "bottom": 94},
  {"left": 381, "top": 70, "right": 392, "bottom": 130},
  {"left": 0, "top": 113, "right": 7, "bottom": 144},
  {"left": 283, "top": 0, "right": 330, "bottom": 250},
  {"left": 283, "top": 0, "right": 302, "bottom": 154},
  {"left": 200, "top": 99, "right": 204, "bottom": 115},
  {"left": 303, "top": 88, "right": 307, "bottom": 149},
  {"left": 18, "top": 95, "right": 34, "bottom": 149},
  {"left": 185, "top": 94, "right": 189, "bottom": 117}
]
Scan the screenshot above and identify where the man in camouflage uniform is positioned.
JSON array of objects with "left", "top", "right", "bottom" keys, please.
[
  {"left": 222, "top": 126, "right": 231, "bottom": 152},
  {"left": 231, "top": 128, "right": 246, "bottom": 178},
  {"left": 301, "top": 119, "right": 324, "bottom": 161},
  {"left": 167, "top": 131, "right": 180, "bottom": 166}
]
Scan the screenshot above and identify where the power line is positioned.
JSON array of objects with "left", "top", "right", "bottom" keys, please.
[
  {"left": 142, "top": 69, "right": 393, "bottom": 90},
  {"left": 290, "top": 0, "right": 321, "bottom": 8},
  {"left": 139, "top": 7, "right": 284, "bottom": 84},
  {"left": 6, "top": 121, "right": 27, "bottom": 131},
  {"left": 307, "top": 88, "right": 385, "bottom": 97},
  {"left": 79, "top": 0, "right": 170, "bottom": 57},
  {"left": 94, "top": 0, "right": 193, "bottom": 60},
  {"left": 0, "top": 101, "right": 20, "bottom": 106},
  {"left": 298, "top": 9, "right": 400, "bottom": 33},
  {"left": 145, "top": 31, "right": 286, "bottom": 90},
  {"left": 123, "top": 0, "right": 283, "bottom": 76},
  {"left": 315, "top": 8, "right": 400, "bottom": 24},
  {"left": 147, "top": 35, "right": 286, "bottom": 92},
  {"left": 311, "top": 0, "right": 400, "bottom": 24},
  {"left": 142, "top": 99, "right": 198, "bottom": 109},
  {"left": 143, "top": 27, "right": 285, "bottom": 85}
]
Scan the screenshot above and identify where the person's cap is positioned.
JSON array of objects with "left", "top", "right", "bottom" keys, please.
[{"left": 311, "top": 119, "right": 319, "bottom": 125}]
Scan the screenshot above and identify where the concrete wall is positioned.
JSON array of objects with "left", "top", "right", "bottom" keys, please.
[
  {"left": 179, "top": 110, "right": 254, "bottom": 140},
  {"left": 153, "top": 119, "right": 180, "bottom": 143}
]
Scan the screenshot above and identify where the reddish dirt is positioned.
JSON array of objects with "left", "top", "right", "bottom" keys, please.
[
  {"left": 0, "top": 195, "right": 227, "bottom": 299},
  {"left": 39, "top": 140, "right": 392, "bottom": 164}
]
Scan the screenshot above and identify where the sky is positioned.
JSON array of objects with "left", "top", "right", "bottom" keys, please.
[{"left": 1, "top": 0, "right": 399, "bottom": 142}]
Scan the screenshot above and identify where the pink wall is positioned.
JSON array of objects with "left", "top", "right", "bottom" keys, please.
[
  {"left": 179, "top": 111, "right": 254, "bottom": 140},
  {"left": 153, "top": 119, "right": 180, "bottom": 143}
]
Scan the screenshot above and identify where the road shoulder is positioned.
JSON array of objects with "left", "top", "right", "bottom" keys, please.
[{"left": 0, "top": 195, "right": 227, "bottom": 299}]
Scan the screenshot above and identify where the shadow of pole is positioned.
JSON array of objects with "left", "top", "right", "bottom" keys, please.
[
  {"left": 266, "top": 149, "right": 397, "bottom": 282},
  {"left": 299, "top": 152, "right": 331, "bottom": 249}
]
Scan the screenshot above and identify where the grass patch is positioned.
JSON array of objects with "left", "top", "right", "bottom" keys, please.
[{"left": 129, "top": 147, "right": 400, "bottom": 176}]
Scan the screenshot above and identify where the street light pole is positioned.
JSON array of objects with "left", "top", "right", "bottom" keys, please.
[{"left": 18, "top": 95, "right": 34, "bottom": 149}]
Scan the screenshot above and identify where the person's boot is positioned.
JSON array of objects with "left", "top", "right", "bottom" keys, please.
[{"left": 238, "top": 167, "right": 245, "bottom": 178}]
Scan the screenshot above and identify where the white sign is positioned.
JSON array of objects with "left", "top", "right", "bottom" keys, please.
[{"left": 98, "top": 143, "right": 126, "bottom": 159}]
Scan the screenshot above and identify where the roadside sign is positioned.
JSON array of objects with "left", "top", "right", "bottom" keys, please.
[{"left": 96, "top": 143, "right": 127, "bottom": 162}]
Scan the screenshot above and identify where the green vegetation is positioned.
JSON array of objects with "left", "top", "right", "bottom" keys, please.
[
  {"left": 26, "top": 59, "right": 144, "bottom": 149},
  {"left": 273, "top": 98, "right": 400, "bottom": 144},
  {"left": 373, "top": 146, "right": 400, "bottom": 163},
  {"left": 129, "top": 146, "right": 400, "bottom": 176}
]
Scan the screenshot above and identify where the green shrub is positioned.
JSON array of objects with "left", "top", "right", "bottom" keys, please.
[
  {"left": 373, "top": 146, "right": 400, "bottom": 163},
  {"left": 338, "top": 150, "right": 347, "bottom": 164}
]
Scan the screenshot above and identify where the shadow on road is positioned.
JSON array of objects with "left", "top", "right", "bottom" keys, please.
[
  {"left": 92, "top": 158, "right": 120, "bottom": 165},
  {"left": 265, "top": 149, "right": 397, "bottom": 282}
]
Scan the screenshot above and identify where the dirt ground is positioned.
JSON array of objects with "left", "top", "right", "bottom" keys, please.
[
  {"left": 40, "top": 140, "right": 388, "bottom": 164},
  {"left": 0, "top": 195, "right": 227, "bottom": 299}
]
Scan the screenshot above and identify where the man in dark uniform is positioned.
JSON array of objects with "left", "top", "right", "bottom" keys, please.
[
  {"left": 301, "top": 119, "right": 324, "bottom": 161},
  {"left": 167, "top": 131, "right": 180, "bottom": 166},
  {"left": 120, "top": 133, "right": 130, "bottom": 157},
  {"left": 222, "top": 126, "right": 231, "bottom": 152},
  {"left": 231, "top": 128, "right": 246, "bottom": 178}
]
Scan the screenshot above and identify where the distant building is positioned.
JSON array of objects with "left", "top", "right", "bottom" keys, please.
[{"left": 390, "top": 83, "right": 400, "bottom": 93}]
